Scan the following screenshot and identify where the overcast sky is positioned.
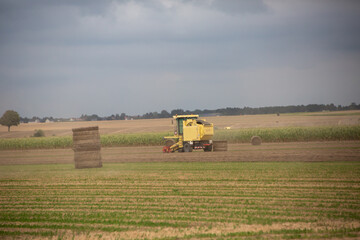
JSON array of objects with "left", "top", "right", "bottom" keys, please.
[{"left": 1, "top": 0, "right": 360, "bottom": 118}]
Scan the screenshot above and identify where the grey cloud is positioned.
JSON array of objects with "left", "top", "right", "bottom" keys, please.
[
  {"left": 210, "top": 0, "right": 268, "bottom": 14},
  {"left": 0, "top": 0, "right": 360, "bottom": 117}
]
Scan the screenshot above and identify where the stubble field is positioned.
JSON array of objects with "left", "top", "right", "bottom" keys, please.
[
  {"left": 0, "top": 161, "right": 359, "bottom": 239},
  {"left": 0, "top": 111, "right": 359, "bottom": 239}
]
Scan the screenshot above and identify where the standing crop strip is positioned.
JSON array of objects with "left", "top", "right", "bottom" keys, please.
[
  {"left": 214, "top": 125, "right": 360, "bottom": 143},
  {"left": 0, "top": 126, "right": 360, "bottom": 150},
  {"left": 0, "top": 136, "right": 72, "bottom": 150}
]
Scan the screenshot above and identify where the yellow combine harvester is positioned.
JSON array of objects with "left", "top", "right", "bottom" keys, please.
[{"left": 163, "top": 114, "right": 216, "bottom": 153}]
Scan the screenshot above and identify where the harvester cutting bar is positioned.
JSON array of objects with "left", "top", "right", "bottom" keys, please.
[
  {"left": 162, "top": 146, "right": 171, "bottom": 153},
  {"left": 163, "top": 142, "right": 181, "bottom": 153}
]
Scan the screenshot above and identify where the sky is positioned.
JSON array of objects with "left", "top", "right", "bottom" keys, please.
[{"left": 1, "top": 0, "right": 360, "bottom": 118}]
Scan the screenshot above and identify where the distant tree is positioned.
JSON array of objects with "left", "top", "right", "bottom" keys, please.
[
  {"left": 171, "top": 109, "right": 185, "bottom": 116},
  {"left": 0, "top": 110, "right": 20, "bottom": 132},
  {"left": 20, "top": 117, "right": 30, "bottom": 123},
  {"left": 160, "top": 110, "right": 171, "bottom": 118},
  {"left": 349, "top": 102, "right": 358, "bottom": 110},
  {"left": 120, "top": 113, "right": 126, "bottom": 120},
  {"left": 89, "top": 114, "right": 99, "bottom": 121},
  {"left": 33, "top": 129, "right": 45, "bottom": 137},
  {"left": 327, "top": 103, "right": 337, "bottom": 111}
]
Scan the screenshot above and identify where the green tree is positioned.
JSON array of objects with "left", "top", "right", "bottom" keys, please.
[
  {"left": 0, "top": 110, "right": 20, "bottom": 132},
  {"left": 120, "top": 113, "right": 126, "bottom": 120}
]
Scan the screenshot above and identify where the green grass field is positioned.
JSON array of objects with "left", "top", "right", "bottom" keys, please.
[
  {"left": 0, "top": 162, "right": 359, "bottom": 239},
  {"left": 1, "top": 125, "right": 360, "bottom": 150}
]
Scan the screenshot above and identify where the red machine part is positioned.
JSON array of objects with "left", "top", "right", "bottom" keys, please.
[{"left": 162, "top": 146, "right": 171, "bottom": 153}]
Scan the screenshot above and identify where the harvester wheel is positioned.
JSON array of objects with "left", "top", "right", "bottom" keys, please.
[{"left": 183, "top": 142, "right": 192, "bottom": 152}]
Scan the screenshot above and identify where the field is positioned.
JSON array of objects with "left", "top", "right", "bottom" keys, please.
[
  {"left": 1, "top": 142, "right": 360, "bottom": 165},
  {"left": 1, "top": 110, "right": 360, "bottom": 138},
  {"left": 0, "top": 160, "right": 359, "bottom": 239},
  {"left": 1, "top": 126, "right": 360, "bottom": 150},
  {"left": 0, "top": 111, "right": 360, "bottom": 239}
]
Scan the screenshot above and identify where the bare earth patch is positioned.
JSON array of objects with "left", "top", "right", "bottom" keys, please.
[{"left": 0, "top": 141, "right": 359, "bottom": 165}]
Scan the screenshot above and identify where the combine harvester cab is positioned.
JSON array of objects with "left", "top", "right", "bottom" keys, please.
[{"left": 163, "top": 115, "right": 226, "bottom": 153}]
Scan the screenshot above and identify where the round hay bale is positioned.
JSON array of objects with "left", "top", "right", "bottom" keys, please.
[{"left": 251, "top": 136, "right": 262, "bottom": 145}]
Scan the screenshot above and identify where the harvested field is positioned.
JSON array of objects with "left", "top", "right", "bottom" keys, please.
[
  {"left": 0, "top": 111, "right": 359, "bottom": 239},
  {"left": 0, "top": 141, "right": 359, "bottom": 165},
  {"left": 0, "top": 160, "right": 359, "bottom": 239},
  {"left": 1, "top": 110, "right": 359, "bottom": 138}
]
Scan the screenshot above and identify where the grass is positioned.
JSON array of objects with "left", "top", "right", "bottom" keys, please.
[
  {"left": 0, "top": 126, "right": 359, "bottom": 150},
  {"left": 0, "top": 162, "right": 359, "bottom": 239}
]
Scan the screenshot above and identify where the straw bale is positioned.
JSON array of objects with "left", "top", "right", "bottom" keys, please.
[
  {"left": 75, "top": 160, "right": 102, "bottom": 169},
  {"left": 73, "top": 145, "right": 101, "bottom": 152},
  {"left": 73, "top": 132, "right": 100, "bottom": 141},
  {"left": 75, "top": 157, "right": 101, "bottom": 164},
  {"left": 72, "top": 126, "right": 102, "bottom": 169},
  {"left": 74, "top": 151, "right": 101, "bottom": 161},
  {"left": 75, "top": 157, "right": 101, "bottom": 163},
  {"left": 73, "top": 138, "right": 100, "bottom": 145},
  {"left": 72, "top": 131, "right": 100, "bottom": 137},
  {"left": 72, "top": 126, "right": 99, "bottom": 133}
]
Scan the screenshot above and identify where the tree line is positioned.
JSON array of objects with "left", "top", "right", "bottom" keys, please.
[
  {"left": 137, "top": 102, "right": 360, "bottom": 119},
  {"left": 15, "top": 102, "right": 360, "bottom": 123}
]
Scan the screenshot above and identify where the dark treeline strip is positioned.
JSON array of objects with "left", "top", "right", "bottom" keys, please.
[{"left": 20, "top": 103, "right": 360, "bottom": 122}]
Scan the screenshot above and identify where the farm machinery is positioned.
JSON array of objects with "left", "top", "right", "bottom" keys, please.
[{"left": 162, "top": 115, "right": 227, "bottom": 153}]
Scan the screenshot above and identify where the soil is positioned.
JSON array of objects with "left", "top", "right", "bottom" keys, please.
[{"left": 0, "top": 141, "right": 359, "bottom": 165}]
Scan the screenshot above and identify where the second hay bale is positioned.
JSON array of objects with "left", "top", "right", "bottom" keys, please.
[{"left": 251, "top": 136, "right": 262, "bottom": 145}]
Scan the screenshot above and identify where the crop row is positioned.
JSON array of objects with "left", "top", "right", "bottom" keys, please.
[
  {"left": 0, "top": 125, "right": 360, "bottom": 150},
  {"left": 0, "top": 162, "right": 359, "bottom": 239},
  {"left": 214, "top": 125, "right": 360, "bottom": 143}
]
